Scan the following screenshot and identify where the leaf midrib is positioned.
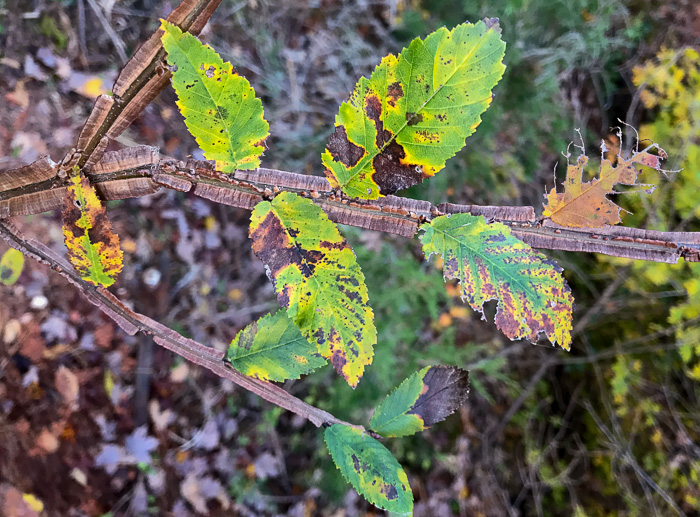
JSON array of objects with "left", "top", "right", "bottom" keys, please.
[{"left": 438, "top": 225, "right": 539, "bottom": 301}]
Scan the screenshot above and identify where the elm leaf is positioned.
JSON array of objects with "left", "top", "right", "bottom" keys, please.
[
  {"left": 322, "top": 19, "right": 506, "bottom": 199},
  {"left": 420, "top": 213, "right": 574, "bottom": 349},
  {"left": 161, "top": 20, "right": 269, "bottom": 172},
  {"left": 370, "top": 365, "right": 469, "bottom": 438},
  {"left": 226, "top": 310, "right": 326, "bottom": 382},
  {"left": 0, "top": 248, "right": 24, "bottom": 286},
  {"left": 324, "top": 424, "right": 412, "bottom": 514},
  {"left": 62, "top": 168, "right": 122, "bottom": 287},
  {"left": 249, "top": 192, "right": 376, "bottom": 387}
]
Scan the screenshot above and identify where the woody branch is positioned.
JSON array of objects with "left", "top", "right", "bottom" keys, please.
[
  {"left": 0, "top": 219, "right": 358, "bottom": 430},
  {"left": 1, "top": 147, "right": 698, "bottom": 264}
]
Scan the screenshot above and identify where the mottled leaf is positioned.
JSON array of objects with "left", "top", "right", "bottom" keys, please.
[
  {"left": 324, "top": 424, "right": 412, "bottom": 514},
  {"left": 161, "top": 20, "right": 269, "bottom": 172},
  {"left": 370, "top": 365, "right": 469, "bottom": 438},
  {"left": 226, "top": 310, "right": 326, "bottom": 382},
  {"left": 0, "top": 249, "right": 25, "bottom": 286},
  {"left": 249, "top": 192, "right": 376, "bottom": 387},
  {"left": 543, "top": 143, "right": 666, "bottom": 228},
  {"left": 62, "top": 170, "right": 123, "bottom": 287},
  {"left": 322, "top": 19, "right": 506, "bottom": 199},
  {"left": 420, "top": 214, "right": 573, "bottom": 350}
]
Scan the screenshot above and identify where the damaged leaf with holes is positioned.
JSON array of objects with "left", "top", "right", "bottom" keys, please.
[
  {"left": 249, "top": 191, "right": 376, "bottom": 387},
  {"left": 161, "top": 20, "right": 269, "bottom": 172},
  {"left": 543, "top": 141, "right": 667, "bottom": 228},
  {"left": 0, "top": 248, "right": 25, "bottom": 286},
  {"left": 227, "top": 310, "right": 326, "bottom": 382},
  {"left": 62, "top": 170, "right": 123, "bottom": 287},
  {"left": 421, "top": 213, "right": 573, "bottom": 349},
  {"left": 322, "top": 19, "right": 506, "bottom": 199},
  {"left": 324, "top": 424, "right": 412, "bottom": 514},
  {"left": 370, "top": 365, "right": 469, "bottom": 438}
]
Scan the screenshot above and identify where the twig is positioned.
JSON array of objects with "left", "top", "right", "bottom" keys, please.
[
  {"left": 2, "top": 154, "right": 698, "bottom": 264},
  {"left": 85, "top": 0, "right": 128, "bottom": 63},
  {"left": 0, "top": 219, "right": 357, "bottom": 430}
]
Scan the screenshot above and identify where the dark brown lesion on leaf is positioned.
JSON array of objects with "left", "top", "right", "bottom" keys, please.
[
  {"left": 386, "top": 81, "right": 403, "bottom": 107},
  {"left": 380, "top": 483, "right": 399, "bottom": 501},
  {"left": 408, "top": 366, "right": 469, "bottom": 427},
  {"left": 250, "top": 211, "right": 310, "bottom": 282},
  {"left": 327, "top": 125, "right": 365, "bottom": 168},
  {"left": 319, "top": 240, "right": 348, "bottom": 251},
  {"left": 0, "top": 267, "right": 11, "bottom": 281},
  {"left": 406, "top": 112, "right": 424, "bottom": 126},
  {"left": 330, "top": 345, "right": 347, "bottom": 375},
  {"left": 364, "top": 95, "right": 427, "bottom": 195}
]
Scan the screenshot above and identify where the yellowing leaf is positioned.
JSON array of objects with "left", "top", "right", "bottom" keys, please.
[
  {"left": 227, "top": 310, "right": 326, "bottom": 382},
  {"left": 322, "top": 19, "right": 505, "bottom": 199},
  {"left": 161, "top": 20, "right": 269, "bottom": 172},
  {"left": 249, "top": 192, "right": 376, "bottom": 387},
  {"left": 0, "top": 248, "right": 25, "bottom": 286},
  {"left": 324, "top": 424, "right": 412, "bottom": 514},
  {"left": 543, "top": 144, "right": 666, "bottom": 228},
  {"left": 21, "top": 493, "right": 44, "bottom": 513},
  {"left": 62, "top": 170, "right": 123, "bottom": 287},
  {"left": 421, "top": 214, "right": 574, "bottom": 350}
]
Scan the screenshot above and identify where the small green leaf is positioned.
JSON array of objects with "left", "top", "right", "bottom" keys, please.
[
  {"left": 161, "top": 20, "right": 269, "bottom": 172},
  {"left": 249, "top": 192, "right": 376, "bottom": 388},
  {"left": 62, "top": 169, "right": 123, "bottom": 287},
  {"left": 324, "top": 424, "right": 412, "bottom": 514},
  {"left": 322, "top": 19, "right": 506, "bottom": 199},
  {"left": 0, "top": 248, "right": 25, "bottom": 286},
  {"left": 370, "top": 365, "right": 469, "bottom": 438},
  {"left": 420, "top": 213, "right": 574, "bottom": 349},
  {"left": 227, "top": 310, "right": 327, "bottom": 382}
]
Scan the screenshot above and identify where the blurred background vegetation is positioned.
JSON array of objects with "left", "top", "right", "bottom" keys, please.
[{"left": 0, "top": 0, "right": 699, "bottom": 515}]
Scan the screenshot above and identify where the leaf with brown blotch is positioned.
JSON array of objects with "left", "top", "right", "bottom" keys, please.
[
  {"left": 249, "top": 191, "right": 376, "bottom": 388},
  {"left": 370, "top": 366, "right": 469, "bottom": 438},
  {"left": 543, "top": 143, "right": 666, "bottom": 228},
  {"left": 322, "top": 19, "right": 506, "bottom": 199},
  {"left": 62, "top": 169, "right": 123, "bottom": 287}
]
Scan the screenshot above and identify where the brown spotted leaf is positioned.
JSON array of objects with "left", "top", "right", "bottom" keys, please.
[
  {"left": 324, "top": 424, "right": 412, "bottom": 514},
  {"left": 161, "top": 20, "right": 269, "bottom": 172},
  {"left": 370, "top": 366, "right": 469, "bottom": 438},
  {"left": 543, "top": 143, "right": 666, "bottom": 228},
  {"left": 420, "top": 213, "right": 573, "bottom": 349},
  {"left": 62, "top": 170, "right": 123, "bottom": 287},
  {"left": 249, "top": 191, "right": 376, "bottom": 387},
  {"left": 322, "top": 19, "right": 506, "bottom": 199},
  {"left": 0, "top": 249, "right": 25, "bottom": 286}
]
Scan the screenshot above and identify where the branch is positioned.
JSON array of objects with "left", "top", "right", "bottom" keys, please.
[
  {"left": 0, "top": 219, "right": 356, "bottom": 430},
  {"left": 2, "top": 147, "right": 698, "bottom": 263}
]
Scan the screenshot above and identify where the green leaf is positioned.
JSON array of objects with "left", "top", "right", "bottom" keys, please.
[
  {"left": 0, "top": 248, "right": 25, "bottom": 286},
  {"left": 324, "top": 424, "right": 412, "bottom": 514},
  {"left": 62, "top": 169, "right": 123, "bottom": 287},
  {"left": 322, "top": 19, "right": 506, "bottom": 199},
  {"left": 226, "top": 310, "right": 327, "bottom": 382},
  {"left": 370, "top": 365, "right": 469, "bottom": 438},
  {"left": 249, "top": 192, "right": 376, "bottom": 387},
  {"left": 161, "top": 20, "right": 269, "bottom": 172},
  {"left": 420, "top": 214, "right": 574, "bottom": 350}
]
